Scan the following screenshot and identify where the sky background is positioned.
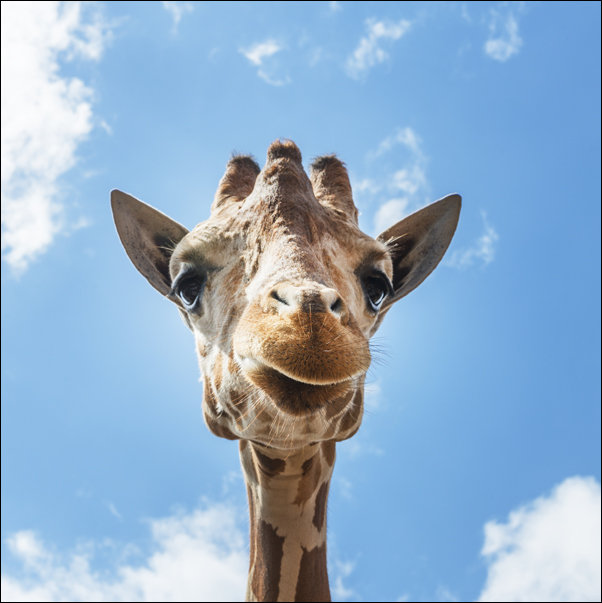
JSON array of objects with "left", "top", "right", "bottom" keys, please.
[{"left": 1, "top": 1, "right": 600, "bottom": 602}]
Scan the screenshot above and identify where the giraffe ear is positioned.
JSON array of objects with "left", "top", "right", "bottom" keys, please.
[
  {"left": 111, "top": 190, "right": 189, "bottom": 296},
  {"left": 377, "top": 194, "right": 461, "bottom": 306}
]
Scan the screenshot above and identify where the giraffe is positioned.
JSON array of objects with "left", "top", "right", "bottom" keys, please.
[{"left": 111, "top": 140, "right": 460, "bottom": 602}]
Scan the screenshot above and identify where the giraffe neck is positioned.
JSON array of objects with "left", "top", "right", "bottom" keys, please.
[{"left": 239, "top": 439, "right": 336, "bottom": 602}]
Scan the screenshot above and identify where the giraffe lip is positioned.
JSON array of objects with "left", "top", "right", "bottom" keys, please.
[
  {"left": 237, "top": 356, "right": 359, "bottom": 415},
  {"left": 238, "top": 356, "right": 358, "bottom": 387}
]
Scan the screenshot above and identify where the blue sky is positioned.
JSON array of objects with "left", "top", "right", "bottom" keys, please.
[{"left": 1, "top": 1, "right": 600, "bottom": 601}]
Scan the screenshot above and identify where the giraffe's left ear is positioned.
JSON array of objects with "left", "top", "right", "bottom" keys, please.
[
  {"left": 377, "top": 194, "right": 461, "bottom": 307},
  {"left": 111, "top": 190, "right": 189, "bottom": 296}
]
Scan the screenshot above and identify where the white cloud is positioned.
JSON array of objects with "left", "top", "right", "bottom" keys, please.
[
  {"left": 391, "top": 165, "right": 427, "bottom": 195},
  {"left": 162, "top": 1, "right": 194, "bottom": 32},
  {"left": 1, "top": 1, "right": 109, "bottom": 273},
  {"left": 0, "top": 502, "right": 248, "bottom": 602},
  {"left": 328, "top": 1, "right": 342, "bottom": 13},
  {"left": 373, "top": 198, "right": 409, "bottom": 235},
  {"left": 105, "top": 501, "right": 123, "bottom": 521},
  {"left": 346, "top": 18, "right": 411, "bottom": 79},
  {"left": 359, "top": 126, "right": 429, "bottom": 235},
  {"left": 370, "top": 127, "right": 423, "bottom": 160},
  {"left": 445, "top": 211, "right": 498, "bottom": 269},
  {"left": 478, "top": 476, "right": 601, "bottom": 602},
  {"left": 330, "top": 558, "right": 356, "bottom": 600},
  {"left": 484, "top": 10, "right": 523, "bottom": 62},
  {"left": 241, "top": 39, "right": 281, "bottom": 66},
  {"left": 239, "top": 39, "right": 290, "bottom": 86}
]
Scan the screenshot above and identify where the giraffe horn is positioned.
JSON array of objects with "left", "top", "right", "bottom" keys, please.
[
  {"left": 212, "top": 155, "right": 260, "bottom": 211},
  {"left": 310, "top": 155, "right": 358, "bottom": 223}
]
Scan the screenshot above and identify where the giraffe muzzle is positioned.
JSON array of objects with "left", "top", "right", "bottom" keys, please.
[{"left": 232, "top": 285, "right": 370, "bottom": 413}]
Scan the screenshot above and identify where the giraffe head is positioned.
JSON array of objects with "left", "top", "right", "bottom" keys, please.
[{"left": 112, "top": 140, "right": 460, "bottom": 450}]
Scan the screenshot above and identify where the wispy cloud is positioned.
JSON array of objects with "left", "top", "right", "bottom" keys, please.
[
  {"left": 445, "top": 211, "right": 498, "bottom": 269},
  {"left": 161, "top": 1, "right": 194, "bottom": 33},
  {"left": 346, "top": 18, "right": 411, "bottom": 79},
  {"left": 328, "top": 1, "right": 342, "bottom": 13},
  {"left": 240, "top": 39, "right": 290, "bottom": 86},
  {"left": 353, "top": 126, "right": 429, "bottom": 236},
  {"left": 1, "top": 1, "right": 110, "bottom": 274},
  {"left": 373, "top": 199, "right": 410, "bottom": 235},
  {"left": 484, "top": 8, "right": 523, "bottom": 62},
  {"left": 105, "top": 500, "right": 123, "bottom": 521},
  {"left": 241, "top": 39, "right": 281, "bottom": 67},
  {"left": 478, "top": 476, "right": 601, "bottom": 602},
  {"left": 1, "top": 502, "right": 248, "bottom": 602},
  {"left": 330, "top": 558, "right": 356, "bottom": 600},
  {"left": 369, "top": 127, "right": 423, "bottom": 161}
]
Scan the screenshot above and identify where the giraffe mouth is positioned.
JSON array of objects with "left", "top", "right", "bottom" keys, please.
[
  {"left": 239, "top": 355, "right": 363, "bottom": 386},
  {"left": 239, "top": 357, "right": 360, "bottom": 415}
]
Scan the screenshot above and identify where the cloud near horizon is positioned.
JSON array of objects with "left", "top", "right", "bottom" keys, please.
[
  {"left": 1, "top": 502, "right": 248, "bottom": 602},
  {"left": 2, "top": 476, "right": 599, "bottom": 602},
  {"left": 478, "top": 476, "right": 601, "bottom": 602}
]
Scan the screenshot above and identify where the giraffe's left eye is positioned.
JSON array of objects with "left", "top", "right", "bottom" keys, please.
[
  {"left": 178, "top": 276, "right": 205, "bottom": 308},
  {"left": 362, "top": 272, "right": 392, "bottom": 312},
  {"left": 171, "top": 265, "right": 206, "bottom": 312}
]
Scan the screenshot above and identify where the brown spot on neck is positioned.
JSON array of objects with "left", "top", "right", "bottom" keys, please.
[
  {"left": 294, "top": 544, "right": 330, "bottom": 602},
  {"left": 312, "top": 482, "right": 329, "bottom": 532},
  {"left": 301, "top": 454, "right": 316, "bottom": 475},
  {"left": 323, "top": 441, "right": 336, "bottom": 467},
  {"left": 294, "top": 453, "right": 323, "bottom": 506},
  {"left": 255, "top": 448, "right": 286, "bottom": 479},
  {"left": 250, "top": 520, "right": 285, "bottom": 602}
]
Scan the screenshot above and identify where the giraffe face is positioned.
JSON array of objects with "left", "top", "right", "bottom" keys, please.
[
  {"left": 168, "top": 142, "right": 390, "bottom": 448},
  {"left": 112, "top": 140, "right": 461, "bottom": 450}
]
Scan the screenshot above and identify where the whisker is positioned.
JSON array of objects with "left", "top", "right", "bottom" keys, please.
[{"left": 239, "top": 403, "right": 267, "bottom": 433}]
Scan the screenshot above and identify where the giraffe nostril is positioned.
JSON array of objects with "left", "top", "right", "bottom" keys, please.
[{"left": 330, "top": 297, "right": 343, "bottom": 314}]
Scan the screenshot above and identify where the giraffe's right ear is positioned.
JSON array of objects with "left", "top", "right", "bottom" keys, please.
[{"left": 111, "top": 190, "right": 189, "bottom": 296}]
